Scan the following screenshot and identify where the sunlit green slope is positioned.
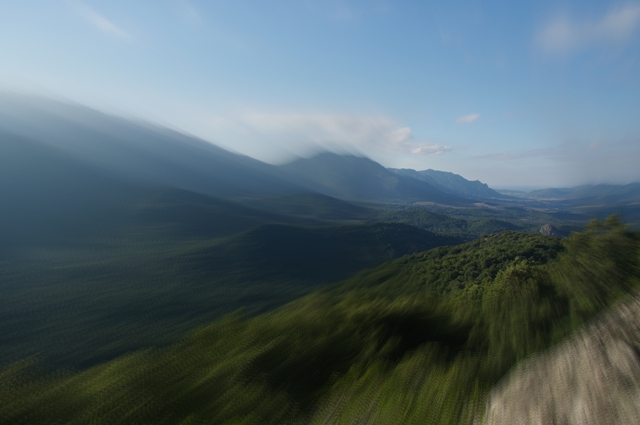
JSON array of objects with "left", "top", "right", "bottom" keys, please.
[{"left": 3, "top": 219, "right": 636, "bottom": 424}]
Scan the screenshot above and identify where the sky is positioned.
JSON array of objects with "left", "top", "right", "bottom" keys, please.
[{"left": 1, "top": 1, "right": 640, "bottom": 189}]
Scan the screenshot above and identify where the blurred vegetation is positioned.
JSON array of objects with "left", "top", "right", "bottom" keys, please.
[
  {"left": 375, "top": 205, "right": 582, "bottom": 239},
  {"left": 0, "top": 217, "right": 456, "bottom": 369},
  {"left": 4, "top": 185, "right": 582, "bottom": 371},
  {"left": 2, "top": 217, "right": 638, "bottom": 424}
]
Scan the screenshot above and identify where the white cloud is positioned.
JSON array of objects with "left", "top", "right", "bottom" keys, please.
[
  {"left": 536, "top": 5, "right": 640, "bottom": 52},
  {"left": 456, "top": 113, "right": 480, "bottom": 123},
  {"left": 239, "top": 112, "right": 451, "bottom": 156},
  {"left": 74, "top": 2, "right": 131, "bottom": 39}
]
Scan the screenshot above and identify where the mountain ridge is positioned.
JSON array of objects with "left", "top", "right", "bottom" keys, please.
[
  {"left": 388, "top": 167, "right": 507, "bottom": 200},
  {"left": 526, "top": 183, "right": 640, "bottom": 204},
  {"left": 0, "top": 94, "right": 302, "bottom": 200},
  {"left": 280, "top": 153, "right": 470, "bottom": 205}
]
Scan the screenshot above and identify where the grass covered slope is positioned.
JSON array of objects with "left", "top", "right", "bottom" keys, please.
[{"left": 3, "top": 218, "right": 637, "bottom": 424}]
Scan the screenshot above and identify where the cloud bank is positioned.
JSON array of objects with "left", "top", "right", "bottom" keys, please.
[{"left": 239, "top": 112, "right": 451, "bottom": 156}]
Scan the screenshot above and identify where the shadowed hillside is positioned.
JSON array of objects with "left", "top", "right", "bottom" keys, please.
[
  {"left": 0, "top": 132, "right": 144, "bottom": 248},
  {"left": 239, "top": 192, "right": 373, "bottom": 221},
  {"left": 280, "top": 153, "right": 468, "bottom": 204},
  {"left": 389, "top": 168, "right": 507, "bottom": 200},
  {"left": 0, "top": 214, "right": 458, "bottom": 369},
  {"left": 0, "top": 94, "right": 301, "bottom": 199}
]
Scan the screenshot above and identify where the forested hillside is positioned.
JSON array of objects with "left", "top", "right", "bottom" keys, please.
[
  {"left": 4, "top": 3, "right": 640, "bottom": 422},
  {"left": 1, "top": 212, "right": 455, "bottom": 369},
  {"left": 2, "top": 217, "right": 637, "bottom": 424},
  {"left": 2, "top": 95, "right": 638, "bottom": 425}
]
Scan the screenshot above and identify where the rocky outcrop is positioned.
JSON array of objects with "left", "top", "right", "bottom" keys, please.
[
  {"left": 539, "top": 224, "right": 563, "bottom": 237},
  {"left": 484, "top": 292, "right": 640, "bottom": 425}
]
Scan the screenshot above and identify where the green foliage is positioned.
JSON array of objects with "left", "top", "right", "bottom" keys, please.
[
  {"left": 374, "top": 203, "right": 588, "bottom": 240},
  {"left": 2, "top": 219, "right": 638, "bottom": 424},
  {"left": 375, "top": 208, "right": 470, "bottom": 236},
  {"left": 392, "top": 202, "right": 589, "bottom": 235},
  {"left": 476, "top": 261, "right": 565, "bottom": 376},
  {"left": 552, "top": 216, "right": 640, "bottom": 323},
  {"left": 375, "top": 207, "right": 531, "bottom": 239},
  {"left": 339, "top": 231, "right": 564, "bottom": 296}
]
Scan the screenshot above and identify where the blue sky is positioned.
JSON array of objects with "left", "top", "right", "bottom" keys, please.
[{"left": 1, "top": 1, "right": 640, "bottom": 188}]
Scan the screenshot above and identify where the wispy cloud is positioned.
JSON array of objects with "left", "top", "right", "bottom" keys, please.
[
  {"left": 73, "top": 2, "right": 131, "bottom": 39},
  {"left": 456, "top": 113, "right": 480, "bottom": 124},
  {"left": 536, "top": 4, "right": 640, "bottom": 53},
  {"left": 240, "top": 112, "right": 452, "bottom": 156}
]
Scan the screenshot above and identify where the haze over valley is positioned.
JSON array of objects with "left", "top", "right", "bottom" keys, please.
[{"left": 2, "top": 1, "right": 640, "bottom": 424}]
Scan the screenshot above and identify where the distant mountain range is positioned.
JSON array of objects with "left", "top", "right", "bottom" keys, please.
[
  {"left": 0, "top": 94, "right": 489, "bottom": 208},
  {"left": 4, "top": 92, "right": 640, "bottom": 242},
  {"left": 493, "top": 184, "right": 640, "bottom": 225},
  {"left": 388, "top": 168, "right": 507, "bottom": 200},
  {"left": 7, "top": 92, "right": 640, "bottom": 228},
  {"left": 3, "top": 93, "right": 639, "bottom": 424},
  {"left": 525, "top": 184, "right": 640, "bottom": 205},
  {"left": 0, "top": 93, "right": 300, "bottom": 200},
  {"left": 0, "top": 94, "right": 470, "bottom": 366},
  {"left": 279, "top": 153, "right": 469, "bottom": 205}
]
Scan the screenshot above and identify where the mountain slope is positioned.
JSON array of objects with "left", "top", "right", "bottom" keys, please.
[
  {"left": 186, "top": 222, "right": 460, "bottom": 284},
  {"left": 0, "top": 216, "right": 459, "bottom": 368},
  {"left": 133, "top": 188, "right": 310, "bottom": 239},
  {"left": 389, "top": 168, "right": 506, "bottom": 199},
  {"left": 0, "top": 93, "right": 300, "bottom": 199},
  {"left": 239, "top": 192, "right": 373, "bottom": 221},
  {"left": 485, "top": 290, "right": 640, "bottom": 425},
  {"left": 0, "top": 228, "right": 580, "bottom": 425},
  {"left": 1, "top": 219, "right": 637, "bottom": 424},
  {"left": 280, "top": 153, "right": 468, "bottom": 204},
  {"left": 0, "top": 95, "right": 469, "bottom": 370},
  {"left": 0, "top": 132, "right": 145, "bottom": 249}
]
